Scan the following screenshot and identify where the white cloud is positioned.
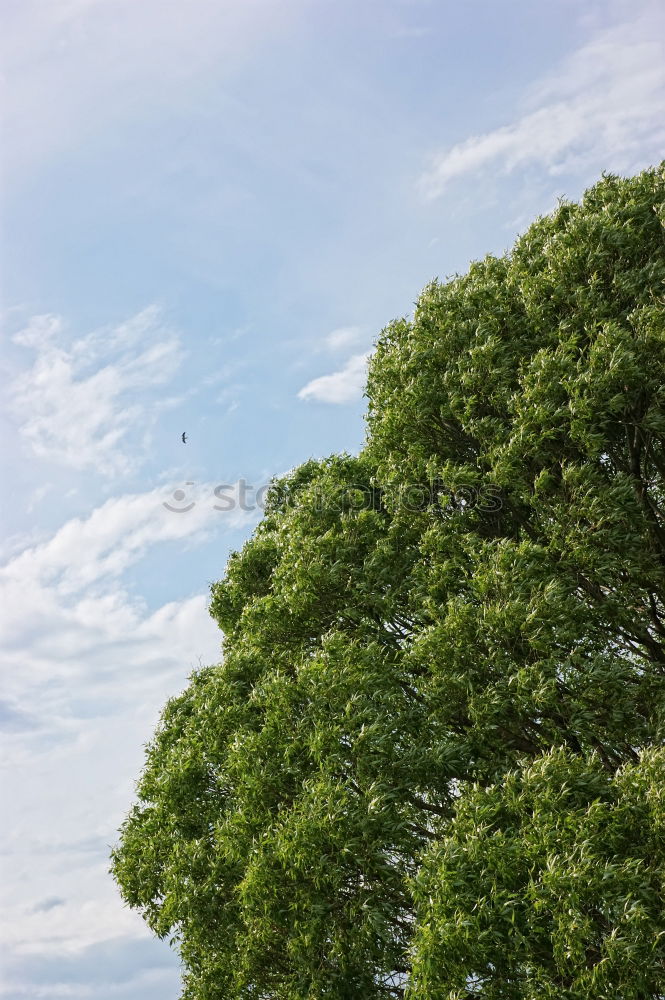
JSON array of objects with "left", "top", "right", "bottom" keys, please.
[
  {"left": 0, "top": 484, "right": 254, "bottom": 969},
  {"left": 25, "top": 483, "right": 54, "bottom": 514},
  {"left": 0, "top": 936, "right": 181, "bottom": 999},
  {"left": 12, "top": 314, "right": 64, "bottom": 349},
  {"left": 9, "top": 307, "right": 184, "bottom": 476},
  {"left": 1, "top": 481, "right": 253, "bottom": 666},
  {"left": 419, "top": 4, "right": 665, "bottom": 198},
  {"left": 1, "top": 0, "right": 305, "bottom": 179},
  {"left": 324, "top": 326, "right": 365, "bottom": 352},
  {"left": 297, "top": 352, "right": 370, "bottom": 405},
  {"left": 0, "top": 935, "right": 181, "bottom": 1000}
]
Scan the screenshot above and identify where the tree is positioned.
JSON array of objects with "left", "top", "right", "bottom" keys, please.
[{"left": 112, "top": 164, "right": 665, "bottom": 999}]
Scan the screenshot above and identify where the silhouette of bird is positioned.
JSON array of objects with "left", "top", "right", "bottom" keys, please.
[{"left": 181, "top": 432, "right": 187, "bottom": 444}]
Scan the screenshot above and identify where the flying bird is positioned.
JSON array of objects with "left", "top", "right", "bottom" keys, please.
[{"left": 181, "top": 432, "right": 187, "bottom": 444}]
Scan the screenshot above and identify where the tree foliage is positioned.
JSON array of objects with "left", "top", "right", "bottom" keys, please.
[{"left": 112, "top": 165, "right": 665, "bottom": 998}]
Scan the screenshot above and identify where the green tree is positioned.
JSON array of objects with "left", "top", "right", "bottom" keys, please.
[{"left": 112, "top": 164, "right": 665, "bottom": 998}]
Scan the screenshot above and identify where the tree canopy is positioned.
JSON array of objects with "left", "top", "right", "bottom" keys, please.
[{"left": 112, "top": 164, "right": 665, "bottom": 999}]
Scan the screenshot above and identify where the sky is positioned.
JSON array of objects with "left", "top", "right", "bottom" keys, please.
[{"left": 0, "top": 0, "right": 663, "bottom": 996}]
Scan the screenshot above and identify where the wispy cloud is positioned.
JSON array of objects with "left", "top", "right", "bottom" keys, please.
[
  {"left": 324, "top": 326, "right": 365, "bottom": 352},
  {"left": 0, "top": 934, "right": 181, "bottom": 999},
  {"left": 2, "top": 0, "right": 304, "bottom": 178},
  {"left": 297, "top": 352, "right": 370, "bottom": 404},
  {"left": 31, "top": 897, "right": 65, "bottom": 914},
  {"left": 9, "top": 307, "right": 183, "bottom": 476},
  {"left": 419, "top": 4, "right": 665, "bottom": 198},
  {"left": 0, "top": 485, "right": 253, "bottom": 970}
]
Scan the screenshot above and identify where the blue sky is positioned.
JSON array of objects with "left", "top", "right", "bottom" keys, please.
[{"left": 1, "top": 0, "right": 663, "bottom": 996}]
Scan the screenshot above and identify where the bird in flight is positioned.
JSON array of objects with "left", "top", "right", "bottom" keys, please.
[{"left": 181, "top": 432, "right": 187, "bottom": 444}]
